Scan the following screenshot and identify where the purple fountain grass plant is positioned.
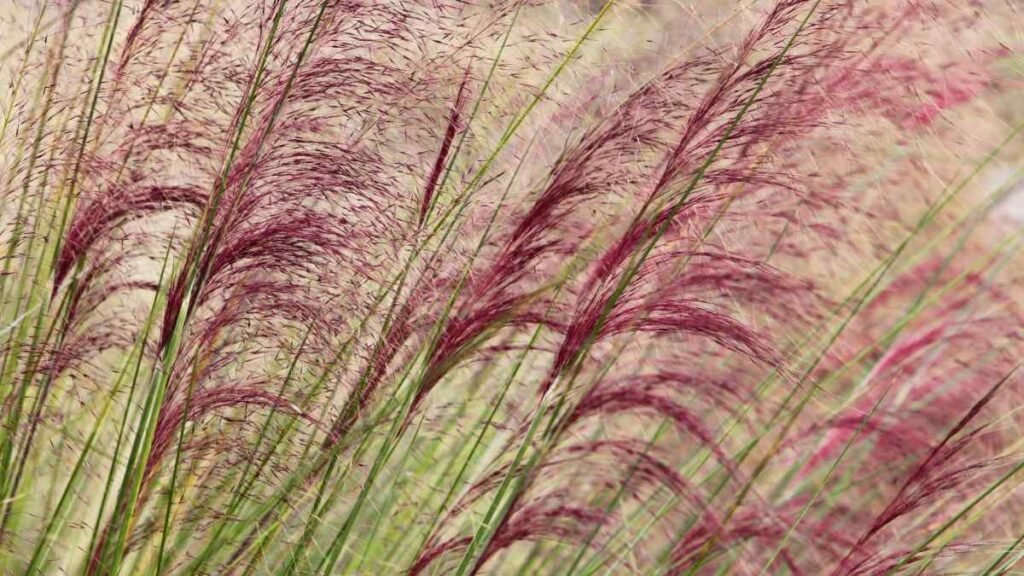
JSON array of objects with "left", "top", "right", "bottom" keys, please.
[
  {"left": 1, "top": 0, "right": 1021, "bottom": 573},
  {"left": 412, "top": 0, "right": 844, "bottom": 414},
  {"left": 23, "top": 0, "right": 464, "bottom": 558},
  {"left": 406, "top": 0, "right": 854, "bottom": 571},
  {"left": 402, "top": 2, "right": 1024, "bottom": 575},
  {"left": 46, "top": 0, "right": 546, "bottom": 571}
]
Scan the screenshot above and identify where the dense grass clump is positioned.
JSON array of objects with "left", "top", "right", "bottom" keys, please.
[{"left": 1, "top": 0, "right": 1023, "bottom": 574}]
